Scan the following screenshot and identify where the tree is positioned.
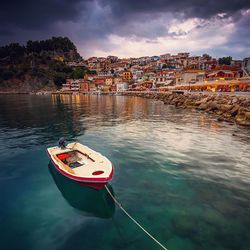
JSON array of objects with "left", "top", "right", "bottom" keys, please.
[
  {"left": 218, "top": 56, "right": 232, "bottom": 65},
  {"left": 0, "top": 37, "right": 83, "bottom": 89},
  {"left": 87, "top": 70, "right": 97, "bottom": 75},
  {"left": 0, "top": 43, "right": 25, "bottom": 62},
  {"left": 70, "top": 67, "right": 87, "bottom": 79},
  {"left": 53, "top": 72, "right": 67, "bottom": 87}
]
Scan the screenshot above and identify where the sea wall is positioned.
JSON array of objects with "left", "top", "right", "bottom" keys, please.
[{"left": 121, "top": 91, "right": 250, "bottom": 126}]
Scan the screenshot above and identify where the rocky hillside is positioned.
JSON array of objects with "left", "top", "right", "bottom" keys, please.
[{"left": 0, "top": 37, "right": 87, "bottom": 92}]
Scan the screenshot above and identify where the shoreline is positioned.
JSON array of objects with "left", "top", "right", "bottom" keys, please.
[
  {"left": 119, "top": 91, "right": 250, "bottom": 126},
  {"left": 1, "top": 90, "right": 249, "bottom": 126}
]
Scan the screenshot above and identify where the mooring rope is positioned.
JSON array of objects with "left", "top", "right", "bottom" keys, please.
[{"left": 104, "top": 185, "right": 168, "bottom": 250}]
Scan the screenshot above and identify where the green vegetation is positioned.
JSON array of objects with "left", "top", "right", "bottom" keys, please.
[
  {"left": 0, "top": 37, "right": 88, "bottom": 91},
  {"left": 218, "top": 56, "right": 232, "bottom": 65},
  {"left": 71, "top": 67, "right": 87, "bottom": 79},
  {"left": 26, "top": 37, "right": 79, "bottom": 56}
]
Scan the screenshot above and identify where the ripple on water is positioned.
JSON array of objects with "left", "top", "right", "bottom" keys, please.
[{"left": 0, "top": 95, "right": 249, "bottom": 250}]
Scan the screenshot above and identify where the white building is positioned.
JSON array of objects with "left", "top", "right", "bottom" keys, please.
[
  {"left": 132, "top": 70, "right": 144, "bottom": 81},
  {"left": 243, "top": 57, "right": 250, "bottom": 76},
  {"left": 180, "top": 71, "right": 205, "bottom": 84},
  {"left": 62, "top": 79, "right": 82, "bottom": 91},
  {"left": 117, "top": 82, "right": 128, "bottom": 92},
  {"left": 160, "top": 53, "right": 171, "bottom": 59}
]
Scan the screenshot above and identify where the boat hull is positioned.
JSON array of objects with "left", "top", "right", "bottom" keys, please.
[
  {"left": 49, "top": 157, "right": 113, "bottom": 190},
  {"left": 47, "top": 148, "right": 114, "bottom": 190}
]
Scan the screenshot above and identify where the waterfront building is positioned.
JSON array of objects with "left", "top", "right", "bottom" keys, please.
[
  {"left": 61, "top": 82, "right": 71, "bottom": 91},
  {"left": 132, "top": 70, "right": 144, "bottom": 81},
  {"left": 129, "top": 81, "right": 153, "bottom": 91},
  {"left": 85, "top": 74, "right": 96, "bottom": 81},
  {"left": 122, "top": 71, "right": 132, "bottom": 81},
  {"left": 173, "top": 72, "right": 182, "bottom": 85},
  {"left": 98, "top": 57, "right": 107, "bottom": 63},
  {"left": 150, "top": 56, "right": 160, "bottom": 61},
  {"left": 243, "top": 57, "right": 250, "bottom": 76},
  {"left": 87, "top": 57, "right": 98, "bottom": 62},
  {"left": 80, "top": 81, "right": 90, "bottom": 92},
  {"left": 186, "top": 56, "right": 201, "bottom": 69},
  {"left": 107, "top": 56, "right": 118, "bottom": 63},
  {"left": 231, "top": 60, "right": 243, "bottom": 68},
  {"left": 155, "top": 70, "right": 174, "bottom": 82},
  {"left": 98, "top": 70, "right": 111, "bottom": 77},
  {"left": 177, "top": 52, "right": 190, "bottom": 58},
  {"left": 170, "top": 79, "right": 250, "bottom": 92},
  {"left": 59, "top": 52, "right": 249, "bottom": 93},
  {"left": 93, "top": 77, "right": 105, "bottom": 86},
  {"left": 114, "top": 77, "right": 123, "bottom": 85},
  {"left": 155, "top": 70, "right": 175, "bottom": 88},
  {"left": 142, "top": 72, "right": 155, "bottom": 81},
  {"left": 62, "top": 79, "right": 82, "bottom": 91},
  {"left": 110, "top": 84, "right": 117, "bottom": 92},
  {"left": 105, "top": 77, "right": 114, "bottom": 85},
  {"left": 206, "top": 66, "right": 242, "bottom": 80},
  {"left": 179, "top": 70, "right": 205, "bottom": 85},
  {"left": 160, "top": 53, "right": 171, "bottom": 59},
  {"left": 89, "top": 82, "right": 97, "bottom": 92},
  {"left": 117, "top": 82, "right": 128, "bottom": 91},
  {"left": 206, "top": 70, "right": 234, "bottom": 80},
  {"left": 70, "top": 82, "right": 80, "bottom": 91},
  {"left": 200, "top": 59, "right": 217, "bottom": 70}
]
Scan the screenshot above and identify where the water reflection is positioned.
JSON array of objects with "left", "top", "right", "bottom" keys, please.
[
  {"left": 48, "top": 162, "right": 115, "bottom": 218},
  {"left": 0, "top": 94, "right": 249, "bottom": 250},
  {"left": 0, "top": 94, "right": 155, "bottom": 153},
  {"left": 1, "top": 94, "right": 249, "bottom": 155}
]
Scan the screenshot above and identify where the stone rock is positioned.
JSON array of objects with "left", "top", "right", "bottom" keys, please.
[
  {"left": 238, "top": 107, "right": 249, "bottom": 115},
  {"left": 198, "top": 103, "right": 209, "bottom": 110},
  {"left": 235, "top": 117, "right": 250, "bottom": 126},
  {"left": 206, "top": 101, "right": 217, "bottom": 111},
  {"left": 217, "top": 117, "right": 226, "bottom": 122},
  {"left": 215, "top": 110, "right": 224, "bottom": 115},
  {"left": 218, "top": 104, "right": 233, "bottom": 112},
  {"left": 222, "top": 112, "right": 233, "bottom": 118},
  {"left": 235, "top": 110, "right": 250, "bottom": 126},
  {"left": 230, "top": 105, "right": 240, "bottom": 117},
  {"left": 196, "top": 97, "right": 209, "bottom": 105},
  {"left": 184, "top": 99, "right": 195, "bottom": 107},
  {"left": 245, "top": 112, "right": 250, "bottom": 119},
  {"left": 241, "top": 99, "right": 250, "bottom": 108},
  {"left": 232, "top": 97, "right": 238, "bottom": 104},
  {"left": 125, "top": 92, "right": 250, "bottom": 125}
]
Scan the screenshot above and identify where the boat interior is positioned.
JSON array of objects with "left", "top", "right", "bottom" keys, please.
[
  {"left": 57, "top": 150, "right": 94, "bottom": 169},
  {"left": 49, "top": 143, "right": 110, "bottom": 177}
]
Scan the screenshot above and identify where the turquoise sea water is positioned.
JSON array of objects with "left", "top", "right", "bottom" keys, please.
[{"left": 0, "top": 94, "right": 249, "bottom": 250}]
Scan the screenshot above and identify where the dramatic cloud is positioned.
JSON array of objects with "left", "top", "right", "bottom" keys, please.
[
  {"left": 0, "top": 0, "right": 85, "bottom": 28},
  {"left": 1, "top": 0, "right": 250, "bottom": 58}
]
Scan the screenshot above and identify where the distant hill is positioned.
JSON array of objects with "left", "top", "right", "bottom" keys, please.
[{"left": 0, "top": 37, "right": 88, "bottom": 92}]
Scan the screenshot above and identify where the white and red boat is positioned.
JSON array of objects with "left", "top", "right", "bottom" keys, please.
[{"left": 47, "top": 142, "right": 114, "bottom": 190}]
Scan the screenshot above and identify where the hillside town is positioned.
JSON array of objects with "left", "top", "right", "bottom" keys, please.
[{"left": 62, "top": 53, "right": 250, "bottom": 93}]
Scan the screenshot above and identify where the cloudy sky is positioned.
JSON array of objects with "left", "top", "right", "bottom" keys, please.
[{"left": 1, "top": 0, "right": 250, "bottom": 58}]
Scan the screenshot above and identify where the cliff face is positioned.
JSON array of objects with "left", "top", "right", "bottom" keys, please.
[
  {"left": 0, "top": 37, "right": 82, "bottom": 92},
  {"left": 121, "top": 91, "right": 250, "bottom": 126},
  {"left": 0, "top": 76, "right": 56, "bottom": 93}
]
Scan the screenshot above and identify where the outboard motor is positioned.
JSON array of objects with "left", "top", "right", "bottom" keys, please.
[{"left": 58, "top": 137, "right": 66, "bottom": 149}]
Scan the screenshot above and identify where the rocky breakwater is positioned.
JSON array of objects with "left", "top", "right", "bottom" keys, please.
[{"left": 122, "top": 92, "right": 250, "bottom": 126}]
